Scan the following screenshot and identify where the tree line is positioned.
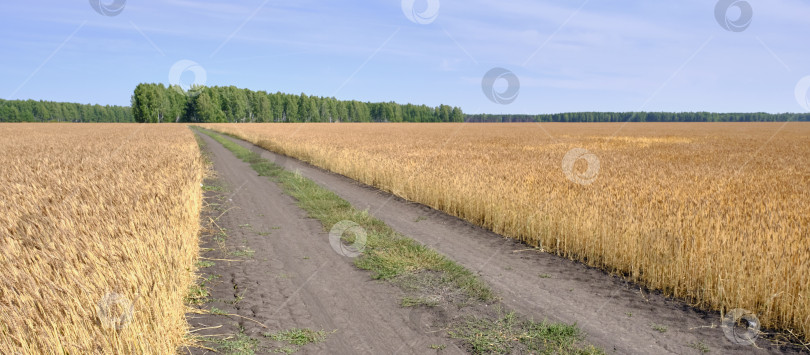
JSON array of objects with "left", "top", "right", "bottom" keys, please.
[
  {"left": 131, "top": 83, "right": 465, "bottom": 123},
  {"left": 4, "top": 89, "right": 807, "bottom": 124},
  {"left": 0, "top": 98, "right": 133, "bottom": 122},
  {"left": 466, "top": 112, "right": 810, "bottom": 122}
]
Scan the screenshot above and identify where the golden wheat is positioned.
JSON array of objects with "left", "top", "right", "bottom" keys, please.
[
  {"left": 202, "top": 122, "right": 810, "bottom": 341},
  {"left": 0, "top": 123, "right": 204, "bottom": 354}
]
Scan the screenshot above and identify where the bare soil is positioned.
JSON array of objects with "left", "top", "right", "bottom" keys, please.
[{"left": 215, "top": 133, "right": 805, "bottom": 355}]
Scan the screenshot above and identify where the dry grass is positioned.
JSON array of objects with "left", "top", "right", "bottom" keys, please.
[
  {"left": 0, "top": 123, "right": 204, "bottom": 354},
  {"left": 202, "top": 122, "right": 810, "bottom": 341}
]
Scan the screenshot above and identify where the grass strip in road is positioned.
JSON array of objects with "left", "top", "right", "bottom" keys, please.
[
  {"left": 449, "top": 311, "right": 604, "bottom": 355},
  {"left": 196, "top": 128, "right": 493, "bottom": 302}
]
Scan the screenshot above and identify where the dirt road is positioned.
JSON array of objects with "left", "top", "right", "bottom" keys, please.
[
  {"left": 217, "top": 133, "right": 801, "bottom": 355},
  {"left": 187, "top": 132, "right": 463, "bottom": 354}
]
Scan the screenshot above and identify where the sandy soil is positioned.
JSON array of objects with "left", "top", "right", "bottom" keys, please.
[{"left": 217, "top": 133, "right": 804, "bottom": 355}]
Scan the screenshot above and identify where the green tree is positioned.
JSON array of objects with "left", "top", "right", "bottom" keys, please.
[
  {"left": 251, "top": 91, "right": 271, "bottom": 122},
  {"left": 132, "top": 83, "right": 168, "bottom": 123},
  {"left": 284, "top": 94, "right": 299, "bottom": 122},
  {"left": 193, "top": 89, "right": 226, "bottom": 122},
  {"left": 451, "top": 107, "right": 464, "bottom": 122}
]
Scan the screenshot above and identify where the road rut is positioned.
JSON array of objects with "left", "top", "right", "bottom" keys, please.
[{"left": 187, "top": 132, "right": 462, "bottom": 354}]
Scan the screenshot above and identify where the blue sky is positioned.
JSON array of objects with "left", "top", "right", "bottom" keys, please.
[{"left": 2, "top": 0, "right": 810, "bottom": 114}]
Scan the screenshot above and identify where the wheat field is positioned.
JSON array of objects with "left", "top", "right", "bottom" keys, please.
[
  {"left": 202, "top": 122, "right": 810, "bottom": 341},
  {"left": 0, "top": 124, "right": 204, "bottom": 353}
]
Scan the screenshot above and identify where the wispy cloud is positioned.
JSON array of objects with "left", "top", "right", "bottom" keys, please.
[{"left": 2, "top": 0, "right": 810, "bottom": 113}]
